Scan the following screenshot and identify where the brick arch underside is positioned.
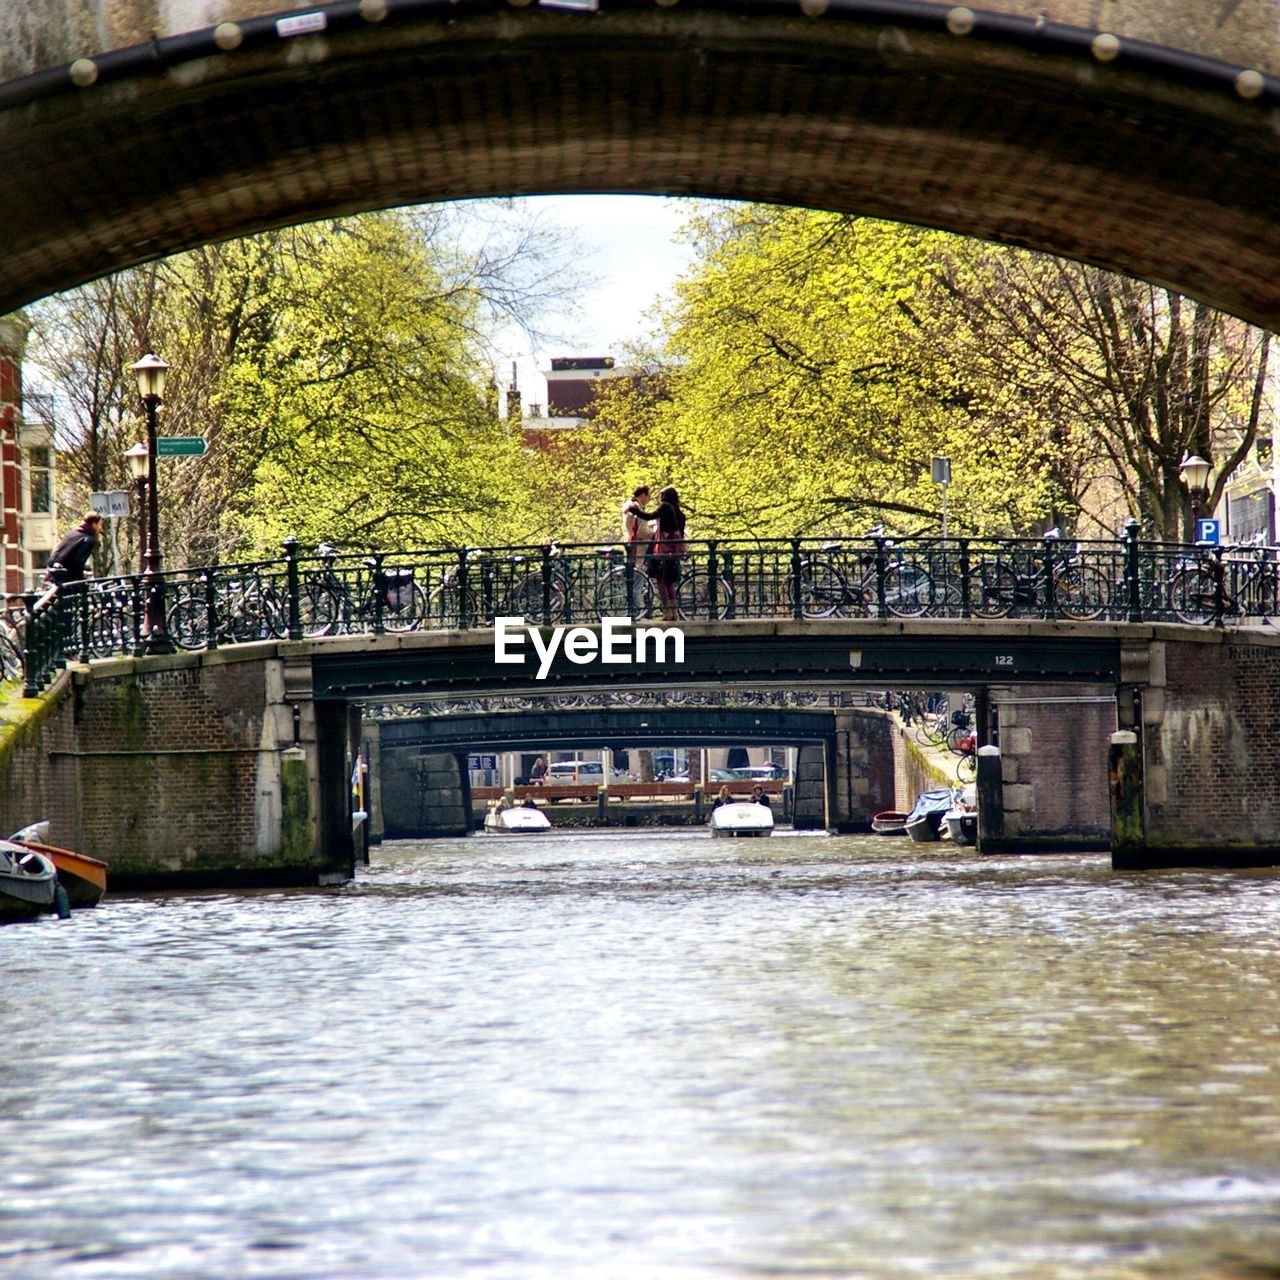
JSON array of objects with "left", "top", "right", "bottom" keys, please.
[{"left": 4, "top": 11, "right": 1280, "bottom": 328}]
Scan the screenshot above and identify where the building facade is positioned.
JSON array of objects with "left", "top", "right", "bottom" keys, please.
[{"left": 0, "top": 314, "right": 58, "bottom": 592}]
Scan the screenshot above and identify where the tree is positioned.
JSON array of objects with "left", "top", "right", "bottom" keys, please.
[
  {"left": 584, "top": 206, "right": 1068, "bottom": 542},
  {"left": 935, "top": 248, "right": 1273, "bottom": 541},
  {"left": 26, "top": 204, "right": 586, "bottom": 566}
]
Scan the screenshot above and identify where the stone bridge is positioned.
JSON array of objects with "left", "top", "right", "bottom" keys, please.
[
  {"left": 3, "top": 616, "right": 1279, "bottom": 883},
  {"left": 3, "top": 1, "right": 1280, "bottom": 326}
]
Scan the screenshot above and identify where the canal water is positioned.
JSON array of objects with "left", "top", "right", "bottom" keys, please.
[{"left": 5, "top": 830, "right": 1280, "bottom": 1279}]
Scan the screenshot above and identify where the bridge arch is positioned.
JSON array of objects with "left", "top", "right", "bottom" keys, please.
[{"left": 3, "top": 2, "right": 1280, "bottom": 325}]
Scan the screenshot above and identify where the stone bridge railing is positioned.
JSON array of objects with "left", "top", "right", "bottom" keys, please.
[{"left": 18, "top": 528, "right": 1279, "bottom": 695}]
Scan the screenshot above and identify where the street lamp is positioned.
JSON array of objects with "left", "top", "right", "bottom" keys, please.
[
  {"left": 131, "top": 353, "right": 174, "bottom": 653},
  {"left": 123, "top": 442, "right": 149, "bottom": 578},
  {"left": 1180, "top": 453, "right": 1212, "bottom": 539}
]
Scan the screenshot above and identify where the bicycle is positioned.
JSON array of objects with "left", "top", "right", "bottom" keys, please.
[
  {"left": 1168, "top": 544, "right": 1280, "bottom": 625},
  {"left": 596, "top": 546, "right": 733, "bottom": 620},
  {"left": 965, "top": 531, "right": 1110, "bottom": 620},
  {"left": 862, "top": 529, "right": 952, "bottom": 618},
  {"left": 594, "top": 548, "right": 655, "bottom": 618},
  {"left": 779, "top": 542, "right": 874, "bottom": 618},
  {"left": 168, "top": 574, "right": 284, "bottom": 649},
  {"left": 299, "top": 547, "right": 428, "bottom": 634},
  {"left": 82, "top": 579, "right": 139, "bottom": 658}
]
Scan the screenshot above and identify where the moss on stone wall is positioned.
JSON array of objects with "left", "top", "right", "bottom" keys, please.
[{"left": 280, "top": 748, "right": 312, "bottom": 862}]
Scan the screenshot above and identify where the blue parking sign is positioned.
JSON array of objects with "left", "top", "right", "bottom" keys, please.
[{"left": 1196, "top": 518, "right": 1220, "bottom": 545}]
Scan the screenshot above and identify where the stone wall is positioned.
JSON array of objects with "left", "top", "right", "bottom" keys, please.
[
  {"left": 380, "top": 748, "right": 471, "bottom": 838},
  {"left": 829, "top": 709, "right": 897, "bottom": 831},
  {"left": 3, "top": 1, "right": 1276, "bottom": 78},
  {"left": 1145, "top": 633, "right": 1280, "bottom": 859},
  {"left": 0, "top": 648, "right": 352, "bottom": 887},
  {"left": 991, "top": 683, "right": 1114, "bottom": 847}
]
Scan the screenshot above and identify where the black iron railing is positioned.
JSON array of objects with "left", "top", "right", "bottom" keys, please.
[{"left": 14, "top": 531, "right": 1280, "bottom": 694}]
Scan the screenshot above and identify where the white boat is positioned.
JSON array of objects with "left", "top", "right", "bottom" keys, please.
[
  {"left": 483, "top": 805, "right": 552, "bottom": 834},
  {"left": 942, "top": 784, "right": 978, "bottom": 847},
  {"left": 709, "top": 801, "right": 774, "bottom": 838}
]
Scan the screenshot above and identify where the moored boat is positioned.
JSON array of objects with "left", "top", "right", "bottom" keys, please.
[
  {"left": 709, "top": 801, "right": 774, "bottom": 838},
  {"left": 9, "top": 824, "right": 107, "bottom": 908},
  {"left": 904, "top": 789, "right": 956, "bottom": 844},
  {"left": 26, "top": 842, "right": 107, "bottom": 907},
  {"left": 943, "top": 810, "right": 977, "bottom": 846},
  {"left": 484, "top": 804, "right": 552, "bottom": 834},
  {"left": 0, "top": 841, "right": 58, "bottom": 921},
  {"left": 942, "top": 784, "right": 978, "bottom": 848},
  {"left": 871, "top": 810, "right": 909, "bottom": 836}
]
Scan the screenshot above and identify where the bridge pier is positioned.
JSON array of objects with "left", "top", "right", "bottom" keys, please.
[
  {"left": 380, "top": 748, "right": 472, "bottom": 838},
  {"left": 828, "top": 710, "right": 896, "bottom": 832}
]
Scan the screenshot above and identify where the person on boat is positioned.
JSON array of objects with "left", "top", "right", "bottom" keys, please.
[
  {"left": 529, "top": 756, "right": 547, "bottom": 783},
  {"left": 521, "top": 796, "right": 540, "bottom": 810},
  {"left": 750, "top": 784, "right": 772, "bottom": 809},
  {"left": 648, "top": 485, "right": 687, "bottom": 622},
  {"left": 495, "top": 794, "right": 512, "bottom": 813},
  {"left": 711, "top": 784, "right": 733, "bottom": 811},
  {"left": 46, "top": 511, "right": 103, "bottom": 586}
]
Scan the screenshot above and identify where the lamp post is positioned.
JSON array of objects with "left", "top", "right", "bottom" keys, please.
[
  {"left": 131, "top": 354, "right": 175, "bottom": 653},
  {"left": 1180, "top": 453, "right": 1212, "bottom": 541},
  {"left": 123, "top": 442, "right": 149, "bottom": 577}
]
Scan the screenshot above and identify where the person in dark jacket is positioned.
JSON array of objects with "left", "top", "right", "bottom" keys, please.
[
  {"left": 648, "top": 486, "right": 687, "bottom": 621},
  {"left": 47, "top": 512, "right": 103, "bottom": 586}
]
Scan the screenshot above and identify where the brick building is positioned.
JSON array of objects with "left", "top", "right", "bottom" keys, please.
[{"left": 0, "top": 314, "right": 59, "bottom": 593}]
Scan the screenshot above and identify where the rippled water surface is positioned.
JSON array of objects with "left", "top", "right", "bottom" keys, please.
[{"left": 5, "top": 831, "right": 1280, "bottom": 1278}]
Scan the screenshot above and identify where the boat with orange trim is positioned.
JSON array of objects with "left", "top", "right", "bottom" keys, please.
[{"left": 10, "top": 824, "right": 107, "bottom": 908}]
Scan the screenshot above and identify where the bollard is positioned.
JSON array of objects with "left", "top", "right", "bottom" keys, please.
[
  {"left": 693, "top": 784, "right": 704, "bottom": 823},
  {"left": 597, "top": 784, "right": 608, "bottom": 825},
  {"left": 975, "top": 744, "right": 1004, "bottom": 853},
  {"left": 1109, "top": 730, "right": 1144, "bottom": 868}
]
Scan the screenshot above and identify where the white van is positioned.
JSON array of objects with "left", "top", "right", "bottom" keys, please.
[{"left": 545, "top": 759, "right": 608, "bottom": 783}]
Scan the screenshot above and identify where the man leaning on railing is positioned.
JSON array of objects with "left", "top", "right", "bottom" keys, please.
[{"left": 46, "top": 511, "right": 103, "bottom": 590}]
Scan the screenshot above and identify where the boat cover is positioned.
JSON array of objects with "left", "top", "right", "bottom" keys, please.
[{"left": 906, "top": 789, "right": 957, "bottom": 825}]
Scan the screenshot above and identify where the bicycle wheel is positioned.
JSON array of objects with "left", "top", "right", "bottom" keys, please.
[
  {"left": 955, "top": 752, "right": 977, "bottom": 783},
  {"left": 383, "top": 581, "right": 428, "bottom": 632},
  {"left": 882, "top": 565, "right": 932, "bottom": 617},
  {"left": 427, "top": 582, "right": 478, "bottom": 629},
  {"left": 1243, "top": 571, "right": 1280, "bottom": 621},
  {"left": 965, "top": 561, "right": 1018, "bottom": 618},
  {"left": 677, "top": 573, "right": 732, "bottom": 621},
  {"left": 1054, "top": 565, "right": 1110, "bottom": 621},
  {"left": 224, "top": 588, "right": 283, "bottom": 643},
  {"left": 788, "top": 559, "right": 845, "bottom": 618},
  {"left": 167, "top": 593, "right": 209, "bottom": 650},
  {"left": 0, "top": 628, "right": 22, "bottom": 681},
  {"left": 596, "top": 566, "right": 654, "bottom": 618},
  {"left": 85, "top": 596, "right": 130, "bottom": 657},
  {"left": 1169, "top": 566, "right": 1220, "bottom": 624},
  {"left": 506, "top": 574, "right": 566, "bottom": 622},
  {"left": 298, "top": 582, "right": 340, "bottom": 636}
]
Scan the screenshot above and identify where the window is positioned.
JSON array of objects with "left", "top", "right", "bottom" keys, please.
[{"left": 26, "top": 447, "right": 51, "bottom": 514}]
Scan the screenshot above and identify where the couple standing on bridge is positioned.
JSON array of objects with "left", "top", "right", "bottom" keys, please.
[{"left": 622, "top": 485, "right": 687, "bottom": 621}]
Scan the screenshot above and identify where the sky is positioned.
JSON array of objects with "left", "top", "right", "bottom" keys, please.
[{"left": 488, "top": 195, "right": 701, "bottom": 412}]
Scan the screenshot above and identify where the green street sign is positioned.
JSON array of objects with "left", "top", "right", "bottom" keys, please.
[{"left": 156, "top": 436, "right": 207, "bottom": 457}]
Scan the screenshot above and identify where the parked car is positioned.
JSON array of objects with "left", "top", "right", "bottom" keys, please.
[
  {"left": 730, "top": 765, "right": 789, "bottom": 783},
  {"left": 544, "top": 760, "right": 627, "bottom": 783}
]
